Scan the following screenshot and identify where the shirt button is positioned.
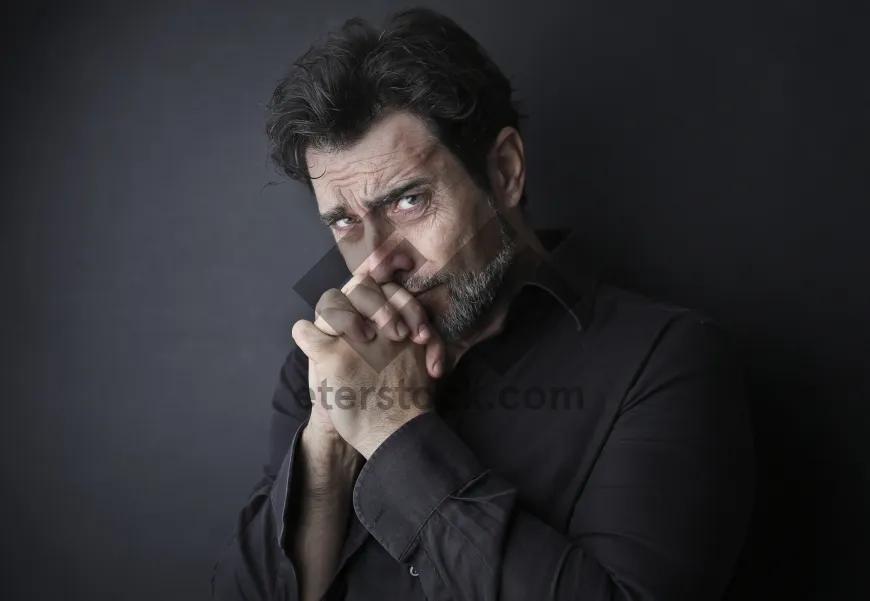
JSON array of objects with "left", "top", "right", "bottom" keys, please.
[{"left": 409, "top": 566, "right": 419, "bottom": 577}]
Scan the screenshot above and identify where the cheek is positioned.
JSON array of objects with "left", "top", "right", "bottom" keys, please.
[
  {"left": 405, "top": 206, "right": 475, "bottom": 269},
  {"left": 406, "top": 233, "right": 447, "bottom": 271}
]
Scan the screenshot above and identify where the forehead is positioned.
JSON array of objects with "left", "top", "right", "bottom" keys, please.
[{"left": 306, "top": 112, "right": 446, "bottom": 207}]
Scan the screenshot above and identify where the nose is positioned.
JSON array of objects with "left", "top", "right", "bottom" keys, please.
[
  {"left": 367, "top": 241, "right": 417, "bottom": 284},
  {"left": 348, "top": 222, "right": 417, "bottom": 285}
]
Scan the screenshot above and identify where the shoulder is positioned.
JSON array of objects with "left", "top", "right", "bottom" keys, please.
[
  {"left": 579, "top": 283, "right": 740, "bottom": 397},
  {"left": 590, "top": 283, "right": 730, "bottom": 350}
]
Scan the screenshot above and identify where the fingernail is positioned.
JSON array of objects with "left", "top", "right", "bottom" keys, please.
[
  {"left": 396, "top": 321, "right": 409, "bottom": 338},
  {"left": 432, "top": 359, "right": 442, "bottom": 377},
  {"left": 417, "top": 324, "right": 429, "bottom": 340}
]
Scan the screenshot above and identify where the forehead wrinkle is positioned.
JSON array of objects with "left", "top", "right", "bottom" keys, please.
[
  {"left": 312, "top": 129, "right": 442, "bottom": 216},
  {"left": 373, "top": 139, "right": 441, "bottom": 196},
  {"left": 319, "top": 161, "right": 386, "bottom": 216}
]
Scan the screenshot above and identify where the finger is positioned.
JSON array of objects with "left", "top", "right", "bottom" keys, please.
[
  {"left": 381, "top": 282, "right": 444, "bottom": 378},
  {"left": 313, "top": 288, "right": 376, "bottom": 341},
  {"left": 380, "top": 282, "right": 431, "bottom": 344},
  {"left": 341, "top": 275, "right": 408, "bottom": 341},
  {"left": 291, "top": 319, "right": 334, "bottom": 363},
  {"left": 314, "top": 307, "right": 375, "bottom": 342},
  {"left": 425, "top": 330, "right": 446, "bottom": 378}
]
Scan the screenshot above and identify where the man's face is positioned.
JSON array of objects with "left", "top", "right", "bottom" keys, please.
[{"left": 306, "top": 111, "right": 515, "bottom": 342}]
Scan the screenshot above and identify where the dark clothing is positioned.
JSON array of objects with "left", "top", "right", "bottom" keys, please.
[{"left": 211, "top": 231, "right": 756, "bottom": 601}]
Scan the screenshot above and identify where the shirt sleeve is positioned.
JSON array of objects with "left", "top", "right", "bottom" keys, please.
[
  {"left": 352, "top": 313, "right": 756, "bottom": 601},
  {"left": 211, "top": 346, "right": 312, "bottom": 601}
]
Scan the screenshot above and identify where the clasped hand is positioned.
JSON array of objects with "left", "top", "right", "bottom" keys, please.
[{"left": 291, "top": 275, "right": 446, "bottom": 459}]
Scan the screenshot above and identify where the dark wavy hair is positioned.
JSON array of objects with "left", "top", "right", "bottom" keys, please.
[{"left": 265, "top": 7, "right": 527, "bottom": 206}]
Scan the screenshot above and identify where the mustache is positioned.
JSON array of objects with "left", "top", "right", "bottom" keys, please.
[{"left": 396, "top": 269, "right": 451, "bottom": 294}]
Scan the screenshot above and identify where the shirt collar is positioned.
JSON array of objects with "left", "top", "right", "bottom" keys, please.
[
  {"left": 454, "top": 228, "right": 598, "bottom": 377},
  {"left": 514, "top": 228, "right": 599, "bottom": 332}
]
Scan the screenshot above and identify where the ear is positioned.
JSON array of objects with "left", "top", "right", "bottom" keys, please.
[{"left": 487, "top": 126, "right": 526, "bottom": 210}]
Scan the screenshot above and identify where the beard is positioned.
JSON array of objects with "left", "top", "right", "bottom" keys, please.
[{"left": 399, "top": 208, "right": 517, "bottom": 343}]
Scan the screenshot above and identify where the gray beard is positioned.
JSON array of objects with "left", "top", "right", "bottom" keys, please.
[{"left": 401, "top": 213, "right": 517, "bottom": 343}]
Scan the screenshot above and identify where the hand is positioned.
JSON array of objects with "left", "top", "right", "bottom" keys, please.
[
  {"left": 294, "top": 276, "right": 444, "bottom": 458},
  {"left": 305, "top": 357, "right": 343, "bottom": 440},
  {"left": 311, "top": 275, "right": 445, "bottom": 379}
]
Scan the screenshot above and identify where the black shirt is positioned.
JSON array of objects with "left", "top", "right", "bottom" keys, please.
[{"left": 211, "top": 231, "right": 756, "bottom": 601}]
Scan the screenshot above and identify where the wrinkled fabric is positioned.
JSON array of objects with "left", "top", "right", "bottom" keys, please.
[{"left": 211, "top": 234, "right": 755, "bottom": 601}]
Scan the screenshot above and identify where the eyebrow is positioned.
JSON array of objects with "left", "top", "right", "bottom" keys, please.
[{"left": 318, "top": 177, "right": 433, "bottom": 226}]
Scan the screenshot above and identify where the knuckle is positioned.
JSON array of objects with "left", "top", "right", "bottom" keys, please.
[
  {"left": 380, "top": 281, "right": 400, "bottom": 296},
  {"left": 358, "top": 274, "right": 378, "bottom": 288},
  {"left": 377, "top": 303, "right": 398, "bottom": 324},
  {"left": 342, "top": 274, "right": 367, "bottom": 294},
  {"left": 325, "top": 287, "right": 345, "bottom": 301},
  {"left": 380, "top": 295, "right": 398, "bottom": 313},
  {"left": 291, "top": 320, "right": 308, "bottom": 342},
  {"left": 315, "top": 288, "right": 345, "bottom": 313},
  {"left": 316, "top": 308, "right": 340, "bottom": 330},
  {"left": 351, "top": 273, "right": 369, "bottom": 285}
]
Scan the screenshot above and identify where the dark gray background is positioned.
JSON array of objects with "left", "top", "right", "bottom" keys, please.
[{"left": 2, "top": 0, "right": 868, "bottom": 599}]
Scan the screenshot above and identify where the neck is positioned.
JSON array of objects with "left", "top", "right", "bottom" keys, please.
[{"left": 444, "top": 223, "right": 549, "bottom": 370}]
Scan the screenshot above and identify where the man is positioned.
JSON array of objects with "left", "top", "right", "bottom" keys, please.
[{"left": 211, "top": 7, "right": 755, "bottom": 601}]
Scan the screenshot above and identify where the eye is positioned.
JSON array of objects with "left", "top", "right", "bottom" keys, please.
[
  {"left": 334, "top": 216, "right": 357, "bottom": 230},
  {"left": 396, "top": 194, "right": 423, "bottom": 211}
]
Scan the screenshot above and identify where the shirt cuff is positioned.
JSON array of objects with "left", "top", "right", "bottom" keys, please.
[
  {"left": 271, "top": 417, "right": 308, "bottom": 560},
  {"left": 352, "top": 411, "right": 485, "bottom": 561}
]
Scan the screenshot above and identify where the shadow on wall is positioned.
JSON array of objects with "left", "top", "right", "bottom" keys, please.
[{"left": 519, "top": 53, "right": 861, "bottom": 601}]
